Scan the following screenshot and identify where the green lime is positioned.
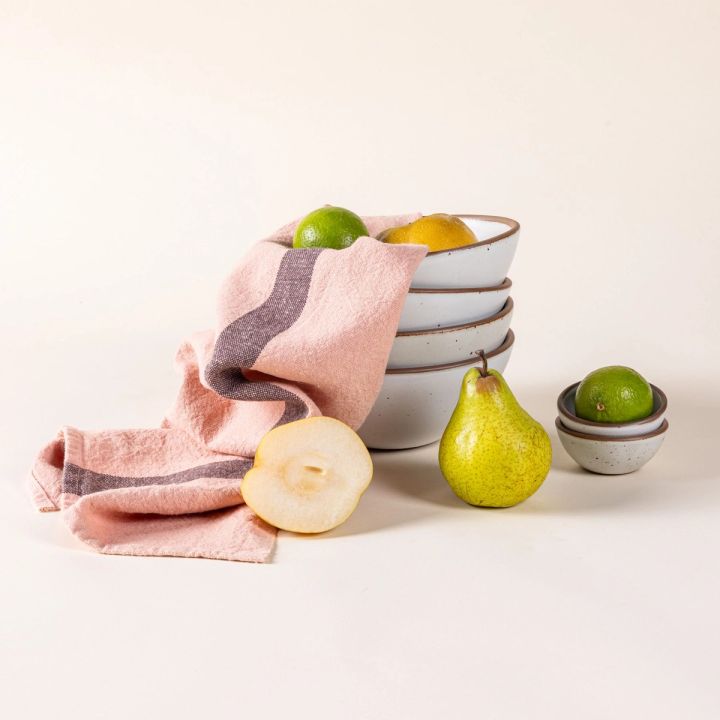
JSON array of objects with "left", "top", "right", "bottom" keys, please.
[
  {"left": 293, "top": 206, "right": 369, "bottom": 250},
  {"left": 575, "top": 366, "right": 653, "bottom": 423}
]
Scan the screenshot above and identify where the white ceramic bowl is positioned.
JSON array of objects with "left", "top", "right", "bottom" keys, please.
[
  {"left": 557, "top": 382, "right": 668, "bottom": 438},
  {"left": 410, "top": 214, "right": 520, "bottom": 289},
  {"left": 556, "top": 418, "right": 669, "bottom": 475},
  {"left": 359, "top": 330, "right": 515, "bottom": 450},
  {"left": 387, "top": 298, "right": 513, "bottom": 369},
  {"left": 398, "top": 277, "right": 512, "bottom": 332}
]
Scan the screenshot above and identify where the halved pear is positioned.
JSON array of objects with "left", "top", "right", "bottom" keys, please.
[{"left": 241, "top": 417, "right": 373, "bottom": 534}]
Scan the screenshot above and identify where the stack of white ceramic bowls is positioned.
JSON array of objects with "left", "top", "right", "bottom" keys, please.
[
  {"left": 358, "top": 215, "right": 520, "bottom": 450},
  {"left": 555, "top": 383, "right": 669, "bottom": 474}
]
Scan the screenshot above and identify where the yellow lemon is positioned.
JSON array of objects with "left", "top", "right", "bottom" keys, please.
[{"left": 379, "top": 213, "right": 477, "bottom": 252}]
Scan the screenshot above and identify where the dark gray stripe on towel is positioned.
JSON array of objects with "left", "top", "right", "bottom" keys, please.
[
  {"left": 205, "top": 248, "right": 322, "bottom": 426},
  {"left": 63, "top": 457, "right": 253, "bottom": 497}
]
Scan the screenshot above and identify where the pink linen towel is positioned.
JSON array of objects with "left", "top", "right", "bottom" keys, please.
[{"left": 29, "top": 214, "right": 426, "bottom": 562}]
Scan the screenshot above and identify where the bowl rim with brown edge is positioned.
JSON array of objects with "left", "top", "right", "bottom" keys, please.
[
  {"left": 555, "top": 417, "right": 669, "bottom": 442},
  {"left": 557, "top": 381, "right": 668, "bottom": 429},
  {"left": 395, "top": 298, "right": 513, "bottom": 337},
  {"left": 407, "top": 277, "right": 512, "bottom": 295},
  {"left": 422, "top": 214, "right": 520, "bottom": 256},
  {"left": 386, "top": 330, "right": 514, "bottom": 375}
]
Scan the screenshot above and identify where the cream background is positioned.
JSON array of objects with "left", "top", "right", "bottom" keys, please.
[{"left": 1, "top": 1, "right": 719, "bottom": 718}]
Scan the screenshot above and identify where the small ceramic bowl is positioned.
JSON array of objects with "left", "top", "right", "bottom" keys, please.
[
  {"left": 359, "top": 330, "right": 515, "bottom": 450},
  {"left": 557, "top": 382, "right": 668, "bottom": 438},
  {"left": 397, "top": 277, "right": 512, "bottom": 332},
  {"left": 410, "top": 214, "right": 520, "bottom": 289},
  {"left": 387, "top": 298, "right": 513, "bottom": 370},
  {"left": 555, "top": 417, "right": 669, "bottom": 475}
]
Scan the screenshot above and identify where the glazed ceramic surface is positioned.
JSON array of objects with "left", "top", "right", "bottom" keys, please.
[
  {"left": 556, "top": 418, "right": 669, "bottom": 475},
  {"left": 397, "top": 277, "right": 512, "bottom": 332},
  {"left": 388, "top": 298, "right": 513, "bottom": 369},
  {"left": 359, "top": 331, "right": 515, "bottom": 450},
  {"left": 557, "top": 382, "right": 668, "bottom": 438},
  {"left": 410, "top": 215, "right": 520, "bottom": 289}
]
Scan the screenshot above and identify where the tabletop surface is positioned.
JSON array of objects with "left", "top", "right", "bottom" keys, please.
[
  {"left": 2, "top": 1, "right": 719, "bottom": 717},
  {"left": 3, "top": 376, "right": 719, "bottom": 720}
]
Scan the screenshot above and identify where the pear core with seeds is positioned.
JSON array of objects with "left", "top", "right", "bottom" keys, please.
[{"left": 241, "top": 417, "right": 373, "bottom": 533}]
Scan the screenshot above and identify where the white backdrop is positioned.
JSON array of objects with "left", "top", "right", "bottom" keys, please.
[{"left": 1, "top": 2, "right": 719, "bottom": 718}]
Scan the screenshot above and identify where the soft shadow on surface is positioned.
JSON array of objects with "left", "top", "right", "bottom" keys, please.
[
  {"left": 520, "top": 384, "right": 718, "bottom": 480},
  {"left": 321, "top": 444, "right": 463, "bottom": 538},
  {"left": 371, "top": 446, "right": 460, "bottom": 508},
  {"left": 511, "top": 385, "right": 720, "bottom": 515},
  {"left": 299, "top": 385, "right": 720, "bottom": 537}
]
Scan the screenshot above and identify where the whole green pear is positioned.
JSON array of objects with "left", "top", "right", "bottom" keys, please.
[{"left": 438, "top": 366, "right": 551, "bottom": 507}]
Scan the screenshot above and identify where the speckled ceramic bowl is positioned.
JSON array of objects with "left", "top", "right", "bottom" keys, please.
[
  {"left": 397, "top": 277, "right": 512, "bottom": 332},
  {"left": 387, "top": 298, "right": 513, "bottom": 369},
  {"left": 359, "top": 330, "right": 515, "bottom": 450},
  {"left": 557, "top": 382, "right": 668, "bottom": 438},
  {"left": 555, "top": 417, "right": 669, "bottom": 475},
  {"left": 410, "top": 215, "right": 520, "bottom": 289}
]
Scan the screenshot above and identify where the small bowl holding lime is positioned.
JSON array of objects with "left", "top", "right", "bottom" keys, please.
[
  {"left": 556, "top": 366, "right": 669, "bottom": 474},
  {"left": 558, "top": 374, "right": 667, "bottom": 439}
]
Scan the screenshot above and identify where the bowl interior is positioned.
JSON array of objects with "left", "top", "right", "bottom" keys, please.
[
  {"left": 459, "top": 215, "right": 519, "bottom": 244},
  {"left": 558, "top": 382, "right": 667, "bottom": 428},
  {"left": 424, "top": 214, "right": 519, "bottom": 255}
]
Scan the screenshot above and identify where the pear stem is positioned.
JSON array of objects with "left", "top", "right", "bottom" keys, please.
[{"left": 474, "top": 350, "right": 489, "bottom": 378}]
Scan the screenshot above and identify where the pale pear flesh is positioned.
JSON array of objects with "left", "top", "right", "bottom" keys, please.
[{"left": 241, "top": 417, "right": 373, "bottom": 534}]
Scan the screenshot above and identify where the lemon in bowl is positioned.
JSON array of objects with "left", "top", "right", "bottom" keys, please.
[
  {"left": 393, "top": 214, "right": 520, "bottom": 289},
  {"left": 379, "top": 213, "right": 477, "bottom": 252}
]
